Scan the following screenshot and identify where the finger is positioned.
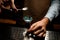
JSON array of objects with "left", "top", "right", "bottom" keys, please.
[
  {"left": 32, "top": 24, "right": 41, "bottom": 31},
  {"left": 34, "top": 28, "right": 43, "bottom": 35},
  {"left": 43, "top": 34, "right": 46, "bottom": 37},
  {"left": 38, "top": 32, "right": 44, "bottom": 37},
  {"left": 43, "top": 27, "right": 46, "bottom": 32},
  {"left": 28, "top": 23, "right": 37, "bottom": 31}
]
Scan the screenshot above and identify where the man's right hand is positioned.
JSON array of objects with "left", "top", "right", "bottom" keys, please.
[{"left": 28, "top": 17, "right": 49, "bottom": 37}]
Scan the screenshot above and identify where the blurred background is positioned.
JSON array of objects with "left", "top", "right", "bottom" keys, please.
[{"left": 0, "top": 0, "right": 60, "bottom": 40}]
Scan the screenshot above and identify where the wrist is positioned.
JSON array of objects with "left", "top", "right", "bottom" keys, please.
[{"left": 41, "top": 17, "right": 50, "bottom": 25}]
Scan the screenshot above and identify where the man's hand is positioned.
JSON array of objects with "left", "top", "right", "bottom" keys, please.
[
  {"left": 13, "top": 9, "right": 18, "bottom": 13},
  {"left": 28, "top": 17, "right": 49, "bottom": 37}
]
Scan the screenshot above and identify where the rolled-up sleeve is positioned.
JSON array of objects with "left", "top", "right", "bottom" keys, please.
[{"left": 44, "top": 0, "right": 59, "bottom": 21}]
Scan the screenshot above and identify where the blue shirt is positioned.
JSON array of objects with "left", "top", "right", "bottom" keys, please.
[{"left": 44, "top": 0, "right": 59, "bottom": 21}]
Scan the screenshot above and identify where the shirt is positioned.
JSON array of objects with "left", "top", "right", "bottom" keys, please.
[{"left": 45, "top": 0, "right": 59, "bottom": 21}]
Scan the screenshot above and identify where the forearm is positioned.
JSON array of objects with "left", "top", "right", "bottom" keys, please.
[
  {"left": 44, "top": 0, "right": 59, "bottom": 21},
  {"left": 11, "top": 0, "right": 17, "bottom": 9},
  {"left": 11, "top": 3, "right": 17, "bottom": 9}
]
